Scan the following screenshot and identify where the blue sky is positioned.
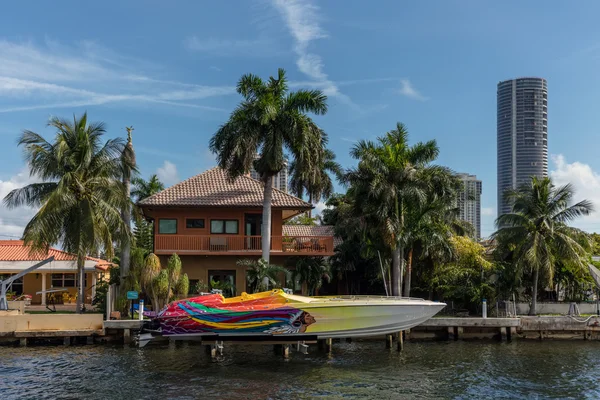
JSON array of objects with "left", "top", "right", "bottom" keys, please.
[{"left": 1, "top": 0, "right": 600, "bottom": 238}]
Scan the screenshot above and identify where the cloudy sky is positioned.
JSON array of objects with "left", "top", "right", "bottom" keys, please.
[{"left": 1, "top": 1, "right": 600, "bottom": 238}]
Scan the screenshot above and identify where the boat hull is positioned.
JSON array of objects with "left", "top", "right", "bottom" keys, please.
[{"left": 154, "top": 290, "right": 445, "bottom": 339}]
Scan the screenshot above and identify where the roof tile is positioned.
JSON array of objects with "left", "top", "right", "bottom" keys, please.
[
  {"left": 282, "top": 225, "right": 342, "bottom": 248},
  {"left": 138, "top": 167, "right": 312, "bottom": 209},
  {"left": 0, "top": 240, "right": 112, "bottom": 271}
]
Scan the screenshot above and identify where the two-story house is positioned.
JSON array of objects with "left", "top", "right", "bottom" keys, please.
[{"left": 138, "top": 167, "right": 336, "bottom": 295}]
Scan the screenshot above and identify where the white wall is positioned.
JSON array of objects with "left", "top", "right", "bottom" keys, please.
[{"left": 516, "top": 302, "right": 600, "bottom": 315}]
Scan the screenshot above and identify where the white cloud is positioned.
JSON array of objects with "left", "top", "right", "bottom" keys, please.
[
  {"left": 313, "top": 201, "right": 328, "bottom": 217},
  {"left": 481, "top": 207, "right": 495, "bottom": 216},
  {"left": 0, "top": 40, "right": 235, "bottom": 114},
  {"left": 398, "top": 79, "right": 428, "bottom": 101},
  {"left": 209, "top": 66, "right": 222, "bottom": 72},
  {"left": 183, "top": 36, "right": 272, "bottom": 56},
  {"left": 0, "top": 168, "right": 40, "bottom": 239},
  {"left": 550, "top": 154, "right": 600, "bottom": 232},
  {"left": 271, "top": 0, "right": 357, "bottom": 108},
  {"left": 157, "top": 161, "right": 180, "bottom": 187}
]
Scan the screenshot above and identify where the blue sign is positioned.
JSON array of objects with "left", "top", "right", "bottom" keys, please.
[{"left": 126, "top": 291, "right": 139, "bottom": 300}]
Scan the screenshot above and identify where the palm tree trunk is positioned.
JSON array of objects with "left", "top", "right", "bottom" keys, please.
[
  {"left": 530, "top": 268, "right": 539, "bottom": 316},
  {"left": 301, "top": 282, "right": 308, "bottom": 296},
  {"left": 120, "top": 138, "right": 134, "bottom": 289},
  {"left": 261, "top": 175, "right": 274, "bottom": 262},
  {"left": 391, "top": 247, "right": 403, "bottom": 296},
  {"left": 76, "top": 253, "right": 85, "bottom": 314},
  {"left": 261, "top": 175, "right": 274, "bottom": 289},
  {"left": 308, "top": 193, "right": 313, "bottom": 218},
  {"left": 403, "top": 248, "right": 413, "bottom": 297}
]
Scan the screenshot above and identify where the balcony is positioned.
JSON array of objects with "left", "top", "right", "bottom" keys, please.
[{"left": 154, "top": 235, "right": 335, "bottom": 256}]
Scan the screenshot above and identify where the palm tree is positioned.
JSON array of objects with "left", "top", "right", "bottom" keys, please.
[
  {"left": 210, "top": 68, "right": 328, "bottom": 263},
  {"left": 238, "top": 258, "right": 288, "bottom": 293},
  {"left": 343, "top": 123, "right": 440, "bottom": 296},
  {"left": 291, "top": 257, "right": 332, "bottom": 295},
  {"left": 131, "top": 175, "right": 164, "bottom": 253},
  {"left": 120, "top": 126, "right": 137, "bottom": 284},
  {"left": 131, "top": 174, "right": 165, "bottom": 202},
  {"left": 4, "top": 113, "right": 129, "bottom": 313},
  {"left": 402, "top": 171, "right": 471, "bottom": 297},
  {"left": 289, "top": 147, "right": 342, "bottom": 217},
  {"left": 492, "top": 176, "right": 593, "bottom": 315}
]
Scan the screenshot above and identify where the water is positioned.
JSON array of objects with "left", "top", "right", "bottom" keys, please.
[{"left": 1, "top": 340, "right": 599, "bottom": 399}]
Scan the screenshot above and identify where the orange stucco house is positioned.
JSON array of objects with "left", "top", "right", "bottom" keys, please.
[
  {"left": 0, "top": 240, "right": 111, "bottom": 305},
  {"left": 138, "top": 167, "right": 336, "bottom": 295}
]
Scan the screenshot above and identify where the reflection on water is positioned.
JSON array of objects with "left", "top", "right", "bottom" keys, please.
[{"left": 1, "top": 340, "right": 599, "bottom": 399}]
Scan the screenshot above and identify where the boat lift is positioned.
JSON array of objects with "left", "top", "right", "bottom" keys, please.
[{"left": 0, "top": 256, "right": 54, "bottom": 310}]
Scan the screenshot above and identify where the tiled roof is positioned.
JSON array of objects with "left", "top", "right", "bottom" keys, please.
[
  {"left": 282, "top": 225, "right": 342, "bottom": 248},
  {"left": 0, "top": 240, "right": 112, "bottom": 271},
  {"left": 138, "top": 167, "right": 312, "bottom": 209}
]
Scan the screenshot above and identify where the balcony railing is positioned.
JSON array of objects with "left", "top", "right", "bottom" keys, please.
[{"left": 154, "top": 235, "right": 335, "bottom": 255}]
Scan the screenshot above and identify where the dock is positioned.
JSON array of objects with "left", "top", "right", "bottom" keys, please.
[{"left": 3, "top": 313, "right": 600, "bottom": 355}]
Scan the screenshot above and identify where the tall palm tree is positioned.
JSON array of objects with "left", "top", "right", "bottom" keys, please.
[
  {"left": 210, "top": 68, "right": 328, "bottom": 263},
  {"left": 402, "top": 171, "right": 471, "bottom": 297},
  {"left": 492, "top": 176, "right": 593, "bottom": 315},
  {"left": 120, "top": 126, "right": 137, "bottom": 283},
  {"left": 131, "top": 175, "right": 165, "bottom": 253},
  {"left": 131, "top": 174, "right": 165, "bottom": 202},
  {"left": 4, "top": 113, "right": 129, "bottom": 313},
  {"left": 343, "top": 123, "right": 440, "bottom": 296},
  {"left": 289, "top": 146, "right": 342, "bottom": 217}
]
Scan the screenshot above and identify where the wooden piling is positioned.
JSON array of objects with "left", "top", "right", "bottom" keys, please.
[
  {"left": 19, "top": 338, "right": 27, "bottom": 347},
  {"left": 282, "top": 344, "right": 290, "bottom": 358},
  {"left": 325, "top": 338, "right": 333, "bottom": 353},
  {"left": 499, "top": 327, "right": 507, "bottom": 341},
  {"left": 123, "top": 328, "right": 131, "bottom": 344},
  {"left": 447, "top": 326, "right": 456, "bottom": 340},
  {"left": 63, "top": 336, "right": 71, "bottom": 346},
  {"left": 397, "top": 331, "right": 404, "bottom": 352},
  {"left": 386, "top": 334, "right": 393, "bottom": 348}
]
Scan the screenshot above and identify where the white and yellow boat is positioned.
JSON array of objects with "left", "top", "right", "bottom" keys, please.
[{"left": 154, "top": 289, "right": 445, "bottom": 339}]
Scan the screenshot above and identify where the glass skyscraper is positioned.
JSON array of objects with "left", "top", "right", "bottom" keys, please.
[{"left": 497, "top": 77, "right": 548, "bottom": 217}]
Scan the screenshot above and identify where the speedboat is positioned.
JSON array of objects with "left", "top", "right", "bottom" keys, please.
[{"left": 148, "top": 289, "right": 445, "bottom": 340}]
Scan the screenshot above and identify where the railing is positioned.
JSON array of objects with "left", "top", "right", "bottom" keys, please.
[{"left": 154, "top": 235, "right": 334, "bottom": 255}]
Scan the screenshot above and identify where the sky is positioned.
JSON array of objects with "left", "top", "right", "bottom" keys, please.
[{"left": 1, "top": 0, "right": 600, "bottom": 239}]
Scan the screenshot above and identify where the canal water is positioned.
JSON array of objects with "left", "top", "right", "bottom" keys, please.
[{"left": 1, "top": 340, "right": 599, "bottom": 399}]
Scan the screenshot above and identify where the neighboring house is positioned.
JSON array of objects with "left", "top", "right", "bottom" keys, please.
[
  {"left": 138, "top": 167, "right": 336, "bottom": 295},
  {"left": 0, "top": 240, "right": 111, "bottom": 305}
]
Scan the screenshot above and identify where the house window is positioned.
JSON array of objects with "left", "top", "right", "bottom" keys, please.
[
  {"left": 159, "top": 219, "right": 177, "bottom": 234},
  {"left": 186, "top": 218, "right": 205, "bottom": 229},
  {"left": 0, "top": 274, "right": 23, "bottom": 295},
  {"left": 51, "top": 273, "right": 77, "bottom": 288},
  {"left": 210, "top": 220, "right": 239, "bottom": 234}
]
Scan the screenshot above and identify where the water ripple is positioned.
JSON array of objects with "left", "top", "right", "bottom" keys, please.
[{"left": 1, "top": 341, "right": 599, "bottom": 399}]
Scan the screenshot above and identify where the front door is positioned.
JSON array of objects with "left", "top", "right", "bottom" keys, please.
[{"left": 244, "top": 214, "right": 262, "bottom": 250}]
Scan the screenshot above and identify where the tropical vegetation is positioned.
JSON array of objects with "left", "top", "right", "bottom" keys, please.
[
  {"left": 492, "top": 177, "right": 593, "bottom": 315},
  {"left": 7, "top": 70, "right": 599, "bottom": 318},
  {"left": 4, "top": 113, "right": 131, "bottom": 313},
  {"left": 209, "top": 68, "right": 328, "bottom": 263}
]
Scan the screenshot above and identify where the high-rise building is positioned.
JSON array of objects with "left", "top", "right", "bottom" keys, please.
[
  {"left": 457, "top": 173, "right": 482, "bottom": 239},
  {"left": 497, "top": 77, "right": 548, "bottom": 217},
  {"left": 249, "top": 159, "right": 289, "bottom": 193}
]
